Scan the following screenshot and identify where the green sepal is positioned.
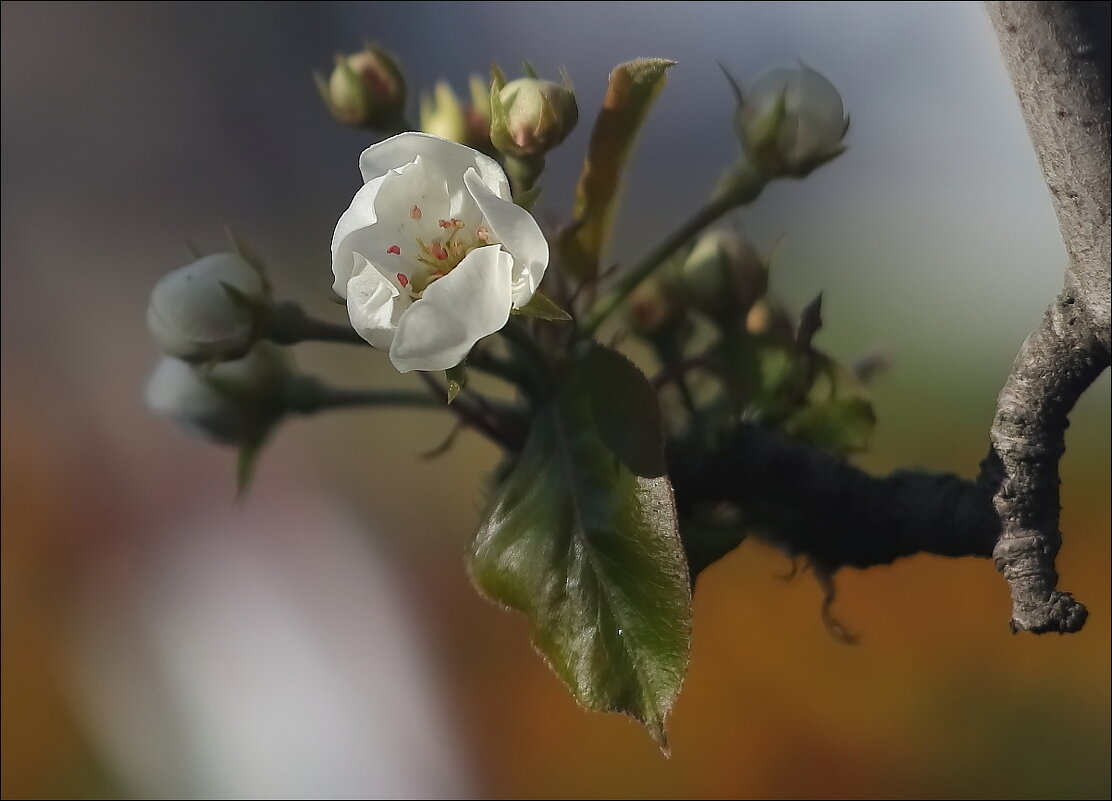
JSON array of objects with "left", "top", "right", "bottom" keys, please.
[
  {"left": 513, "top": 291, "right": 573, "bottom": 322},
  {"left": 446, "top": 362, "right": 467, "bottom": 404}
]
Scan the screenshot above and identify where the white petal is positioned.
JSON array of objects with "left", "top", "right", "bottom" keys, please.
[
  {"left": 346, "top": 258, "right": 403, "bottom": 350},
  {"left": 369, "top": 155, "right": 452, "bottom": 245},
  {"left": 463, "top": 169, "right": 549, "bottom": 307},
  {"left": 389, "top": 245, "right": 513, "bottom": 373},
  {"left": 332, "top": 175, "right": 386, "bottom": 295},
  {"left": 359, "top": 132, "right": 510, "bottom": 200}
]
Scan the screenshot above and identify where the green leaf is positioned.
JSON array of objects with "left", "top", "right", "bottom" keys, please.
[
  {"left": 580, "top": 344, "right": 665, "bottom": 477},
  {"left": 513, "top": 291, "right": 573, "bottom": 322},
  {"left": 468, "top": 345, "right": 691, "bottom": 748},
  {"left": 783, "top": 396, "right": 876, "bottom": 454},
  {"left": 558, "top": 58, "right": 676, "bottom": 281}
]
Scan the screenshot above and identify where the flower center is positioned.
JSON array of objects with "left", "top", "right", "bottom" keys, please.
[{"left": 386, "top": 205, "right": 493, "bottom": 297}]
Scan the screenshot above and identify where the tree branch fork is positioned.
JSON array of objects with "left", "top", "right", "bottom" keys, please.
[{"left": 673, "top": 2, "right": 1110, "bottom": 634}]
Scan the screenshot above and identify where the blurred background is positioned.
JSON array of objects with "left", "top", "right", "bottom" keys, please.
[{"left": 2, "top": 1, "right": 1108, "bottom": 798}]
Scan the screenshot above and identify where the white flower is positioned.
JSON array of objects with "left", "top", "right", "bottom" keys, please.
[
  {"left": 736, "top": 64, "right": 848, "bottom": 177},
  {"left": 331, "top": 132, "right": 549, "bottom": 373}
]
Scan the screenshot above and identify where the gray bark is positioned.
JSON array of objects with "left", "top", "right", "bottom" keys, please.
[
  {"left": 987, "top": 2, "right": 1110, "bottom": 352},
  {"left": 985, "top": 2, "right": 1110, "bottom": 632}
]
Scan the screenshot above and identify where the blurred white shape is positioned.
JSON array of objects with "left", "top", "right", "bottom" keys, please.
[{"left": 71, "top": 492, "right": 471, "bottom": 799}]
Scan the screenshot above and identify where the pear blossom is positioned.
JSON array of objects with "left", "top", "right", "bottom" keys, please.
[{"left": 331, "top": 132, "right": 549, "bottom": 372}]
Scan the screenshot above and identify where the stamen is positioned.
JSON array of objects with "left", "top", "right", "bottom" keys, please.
[
  {"left": 430, "top": 242, "right": 449, "bottom": 260},
  {"left": 410, "top": 205, "right": 422, "bottom": 220},
  {"left": 386, "top": 245, "right": 401, "bottom": 255},
  {"left": 438, "top": 219, "right": 453, "bottom": 229},
  {"left": 476, "top": 226, "right": 490, "bottom": 243},
  {"left": 451, "top": 218, "right": 464, "bottom": 229},
  {"left": 396, "top": 273, "right": 409, "bottom": 288}
]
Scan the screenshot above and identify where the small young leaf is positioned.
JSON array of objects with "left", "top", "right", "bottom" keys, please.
[
  {"left": 558, "top": 58, "right": 676, "bottom": 281},
  {"left": 468, "top": 350, "right": 690, "bottom": 748},
  {"left": 513, "top": 291, "right": 573, "bottom": 321}
]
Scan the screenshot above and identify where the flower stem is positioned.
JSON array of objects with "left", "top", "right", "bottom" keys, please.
[
  {"left": 499, "top": 319, "right": 557, "bottom": 396},
  {"left": 265, "top": 301, "right": 366, "bottom": 346},
  {"left": 505, "top": 154, "right": 544, "bottom": 200},
  {"left": 578, "top": 164, "right": 768, "bottom": 338},
  {"left": 578, "top": 196, "right": 737, "bottom": 337},
  {"left": 468, "top": 349, "right": 535, "bottom": 392},
  {"left": 416, "top": 372, "right": 523, "bottom": 450},
  {"left": 285, "top": 378, "right": 439, "bottom": 414}
]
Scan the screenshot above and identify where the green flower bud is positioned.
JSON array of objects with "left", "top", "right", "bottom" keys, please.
[
  {"left": 419, "top": 78, "right": 493, "bottom": 154},
  {"left": 680, "top": 230, "right": 768, "bottom": 325},
  {"left": 490, "top": 75, "right": 577, "bottom": 158},
  {"left": 144, "top": 344, "right": 292, "bottom": 445},
  {"left": 627, "top": 276, "right": 687, "bottom": 342},
  {"left": 731, "top": 64, "right": 848, "bottom": 178},
  {"left": 317, "top": 45, "right": 406, "bottom": 130},
  {"left": 147, "top": 252, "right": 270, "bottom": 363}
]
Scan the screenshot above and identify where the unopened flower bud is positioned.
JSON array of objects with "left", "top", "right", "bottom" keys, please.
[
  {"left": 490, "top": 75, "right": 577, "bottom": 158},
  {"left": 680, "top": 230, "right": 767, "bottom": 325},
  {"left": 147, "top": 252, "right": 270, "bottom": 363},
  {"left": 733, "top": 64, "right": 848, "bottom": 178},
  {"left": 745, "top": 299, "right": 794, "bottom": 341},
  {"left": 628, "top": 277, "right": 686, "bottom": 342},
  {"left": 317, "top": 45, "right": 406, "bottom": 130},
  {"left": 419, "top": 78, "right": 493, "bottom": 154},
  {"left": 144, "top": 344, "right": 292, "bottom": 445}
]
